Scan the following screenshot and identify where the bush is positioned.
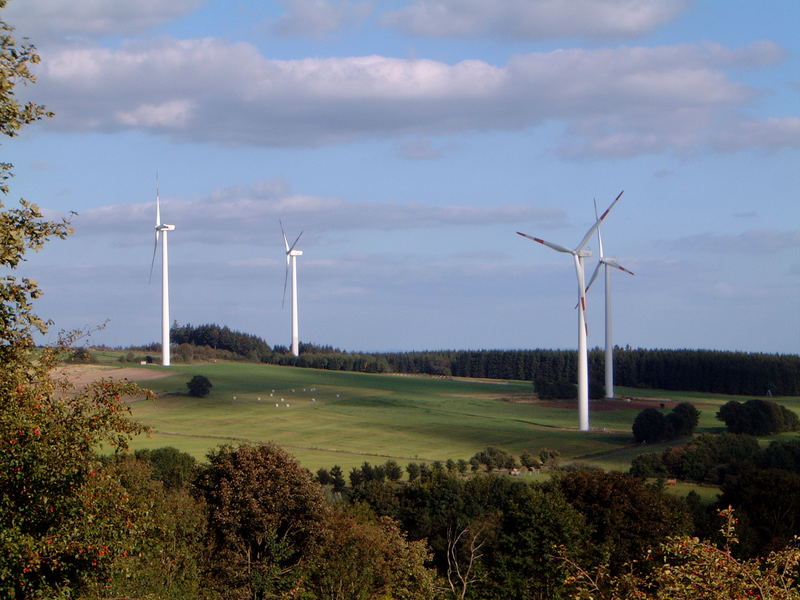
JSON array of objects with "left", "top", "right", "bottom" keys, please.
[
  {"left": 629, "top": 452, "right": 668, "bottom": 478},
  {"left": 632, "top": 407, "right": 666, "bottom": 443},
  {"left": 665, "top": 401, "right": 700, "bottom": 437},
  {"left": 134, "top": 446, "right": 198, "bottom": 490},
  {"left": 539, "top": 448, "right": 561, "bottom": 468},
  {"left": 535, "top": 379, "right": 577, "bottom": 400},
  {"left": 519, "top": 450, "right": 542, "bottom": 470},
  {"left": 633, "top": 402, "right": 700, "bottom": 443},
  {"left": 717, "top": 399, "right": 800, "bottom": 435},
  {"left": 186, "top": 374, "right": 212, "bottom": 397},
  {"left": 67, "top": 347, "right": 97, "bottom": 363},
  {"left": 635, "top": 433, "right": 761, "bottom": 484},
  {"left": 470, "top": 447, "right": 517, "bottom": 470}
]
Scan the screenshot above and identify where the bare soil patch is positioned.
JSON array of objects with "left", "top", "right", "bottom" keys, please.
[
  {"left": 537, "top": 397, "right": 676, "bottom": 411},
  {"left": 55, "top": 365, "right": 171, "bottom": 388}
]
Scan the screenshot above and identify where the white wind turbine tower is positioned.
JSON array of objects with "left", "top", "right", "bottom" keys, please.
[
  {"left": 281, "top": 221, "right": 303, "bottom": 357},
  {"left": 149, "top": 179, "right": 176, "bottom": 367},
  {"left": 584, "top": 199, "right": 635, "bottom": 400},
  {"left": 517, "top": 190, "right": 624, "bottom": 432}
]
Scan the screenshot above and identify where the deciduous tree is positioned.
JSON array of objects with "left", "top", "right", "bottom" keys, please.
[
  {"left": 0, "top": 5, "right": 152, "bottom": 595},
  {"left": 563, "top": 508, "right": 800, "bottom": 600},
  {"left": 194, "top": 443, "right": 326, "bottom": 599},
  {"left": 303, "top": 507, "right": 437, "bottom": 600}
]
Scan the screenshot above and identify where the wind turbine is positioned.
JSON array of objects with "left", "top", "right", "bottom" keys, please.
[
  {"left": 584, "top": 199, "right": 635, "bottom": 400},
  {"left": 517, "top": 190, "right": 624, "bottom": 432},
  {"left": 149, "top": 178, "right": 175, "bottom": 367},
  {"left": 281, "top": 221, "right": 303, "bottom": 357}
]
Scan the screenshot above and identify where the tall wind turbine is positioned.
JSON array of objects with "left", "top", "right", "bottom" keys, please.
[
  {"left": 517, "top": 190, "right": 624, "bottom": 432},
  {"left": 584, "top": 199, "right": 634, "bottom": 399},
  {"left": 281, "top": 221, "right": 303, "bottom": 357},
  {"left": 149, "top": 179, "right": 175, "bottom": 366}
]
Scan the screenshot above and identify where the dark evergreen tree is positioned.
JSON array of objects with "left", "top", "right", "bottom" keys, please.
[
  {"left": 717, "top": 399, "right": 800, "bottom": 435},
  {"left": 186, "top": 374, "right": 212, "bottom": 397},
  {"left": 632, "top": 407, "right": 666, "bottom": 443}
]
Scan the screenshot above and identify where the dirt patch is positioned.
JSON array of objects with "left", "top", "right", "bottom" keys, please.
[
  {"left": 537, "top": 397, "right": 677, "bottom": 411},
  {"left": 503, "top": 393, "right": 539, "bottom": 404},
  {"left": 55, "top": 365, "right": 172, "bottom": 388}
]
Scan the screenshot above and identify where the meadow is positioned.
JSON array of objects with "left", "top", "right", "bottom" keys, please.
[{"left": 89, "top": 355, "right": 800, "bottom": 473}]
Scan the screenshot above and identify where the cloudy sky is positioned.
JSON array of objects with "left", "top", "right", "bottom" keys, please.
[{"left": 6, "top": 0, "right": 799, "bottom": 354}]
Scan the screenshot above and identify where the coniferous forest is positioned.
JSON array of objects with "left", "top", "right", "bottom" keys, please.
[{"left": 169, "top": 323, "right": 800, "bottom": 396}]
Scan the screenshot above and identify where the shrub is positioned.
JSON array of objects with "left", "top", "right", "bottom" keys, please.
[
  {"left": 134, "top": 446, "right": 198, "bottom": 490},
  {"left": 633, "top": 402, "right": 700, "bottom": 443},
  {"left": 539, "top": 448, "right": 561, "bottom": 468},
  {"left": 470, "top": 447, "right": 517, "bottom": 470},
  {"left": 535, "top": 379, "right": 577, "bottom": 400},
  {"left": 519, "top": 450, "right": 542, "bottom": 470},
  {"left": 632, "top": 407, "right": 666, "bottom": 443},
  {"left": 67, "top": 347, "right": 97, "bottom": 363},
  {"left": 717, "top": 398, "right": 800, "bottom": 435},
  {"left": 665, "top": 401, "right": 700, "bottom": 437},
  {"left": 629, "top": 452, "right": 668, "bottom": 478},
  {"left": 186, "top": 374, "right": 212, "bottom": 397}
]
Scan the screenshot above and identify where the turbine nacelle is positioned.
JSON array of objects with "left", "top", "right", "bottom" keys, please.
[
  {"left": 289, "top": 249, "right": 303, "bottom": 257},
  {"left": 157, "top": 224, "right": 176, "bottom": 232}
]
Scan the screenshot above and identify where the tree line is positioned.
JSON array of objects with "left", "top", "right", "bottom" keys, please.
[
  {"left": 163, "top": 324, "right": 800, "bottom": 396},
  {"left": 267, "top": 345, "right": 800, "bottom": 396},
  {"left": 170, "top": 322, "right": 273, "bottom": 362}
]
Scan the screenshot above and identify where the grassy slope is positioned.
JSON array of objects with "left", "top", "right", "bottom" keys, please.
[
  {"left": 128, "top": 361, "right": 629, "bottom": 469},
  {"left": 111, "top": 358, "right": 799, "bottom": 475}
]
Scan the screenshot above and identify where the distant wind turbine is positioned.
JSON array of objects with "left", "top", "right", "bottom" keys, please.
[
  {"left": 584, "top": 199, "right": 635, "bottom": 400},
  {"left": 149, "top": 177, "right": 175, "bottom": 367},
  {"left": 517, "top": 190, "right": 624, "bottom": 432},
  {"left": 281, "top": 221, "right": 303, "bottom": 357}
]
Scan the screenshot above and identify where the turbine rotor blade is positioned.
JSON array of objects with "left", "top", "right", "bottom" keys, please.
[
  {"left": 573, "top": 254, "right": 588, "bottom": 314},
  {"left": 280, "top": 220, "right": 290, "bottom": 252},
  {"left": 288, "top": 231, "right": 303, "bottom": 253},
  {"left": 575, "top": 260, "right": 602, "bottom": 309},
  {"left": 605, "top": 260, "right": 635, "bottom": 276},
  {"left": 585, "top": 261, "right": 603, "bottom": 294},
  {"left": 516, "top": 232, "right": 572, "bottom": 254},
  {"left": 155, "top": 174, "right": 161, "bottom": 226},
  {"left": 593, "top": 198, "right": 605, "bottom": 258},
  {"left": 148, "top": 230, "right": 159, "bottom": 284},
  {"left": 576, "top": 190, "right": 624, "bottom": 251}
]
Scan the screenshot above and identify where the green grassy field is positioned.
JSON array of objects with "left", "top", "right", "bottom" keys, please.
[{"left": 88, "top": 356, "right": 798, "bottom": 474}]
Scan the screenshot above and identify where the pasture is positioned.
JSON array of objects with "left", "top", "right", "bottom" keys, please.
[{"left": 84, "top": 357, "right": 798, "bottom": 473}]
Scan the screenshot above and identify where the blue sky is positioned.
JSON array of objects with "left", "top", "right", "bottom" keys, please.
[{"left": 5, "top": 0, "right": 799, "bottom": 354}]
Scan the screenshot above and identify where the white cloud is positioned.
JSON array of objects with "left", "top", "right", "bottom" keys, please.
[
  {"left": 29, "top": 37, "right": 790, "bottom": 157},
  {"left": 70, "top": 179, "right": 567, "bottom": 244},
  {"left": 116, "top": 99, "right": 195, "bottom": 127},
  {"left": 381, "top": 0, "right": 687, "bottom": 40},
  {"left": 5, "top": 0, "right": 203, "bottom": 41},
  {"left": 273, "top": 0, "right": 372, "bottom": 37},
  {"left": 711, "top": 117, "right": 800, "bottom": 152}
]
